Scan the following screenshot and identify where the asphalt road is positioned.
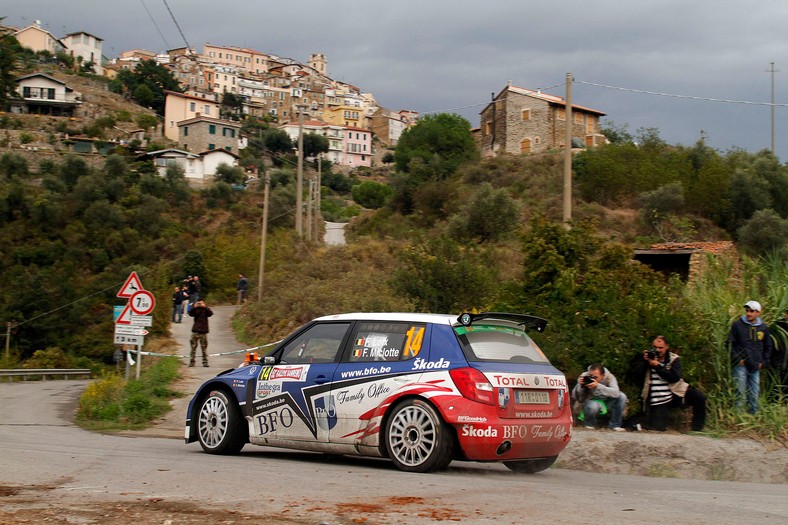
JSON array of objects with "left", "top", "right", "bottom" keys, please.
[{"left": 1, "top": 306, "right": 787, "bottom": 524}]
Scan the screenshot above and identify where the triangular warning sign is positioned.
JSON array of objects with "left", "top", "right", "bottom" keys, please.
[
  {"left": 117, "top": 271, "right": 144, "bottom": 298},
  {"left": 115, "top": 302, "right": 133, "bottom": 325}
]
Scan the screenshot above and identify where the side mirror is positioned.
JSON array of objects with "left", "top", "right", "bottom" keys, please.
[{"left": 263, "top": 355, "right": 276, "bottom": 365}]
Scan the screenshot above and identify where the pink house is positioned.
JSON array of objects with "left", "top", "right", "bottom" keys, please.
[{"left": 343, "top": 126, "right": 372, "bottom": 168}]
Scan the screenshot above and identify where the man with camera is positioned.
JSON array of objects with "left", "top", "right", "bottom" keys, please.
[
  {"left": 571, "top": 364, "right": 627, "bottom": 431},
  {"left": 639, "top": 335, "right": 706, "bottom": 432},
  {"left": 188, "top": 299, "right": 213, "bottom": 367}
]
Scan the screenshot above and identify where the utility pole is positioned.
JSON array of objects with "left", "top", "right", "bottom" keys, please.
[
  {"left": 257, "top": 175, "right": 270, "bottom": 303},
  {"left": 306, "top": 178, "right": 313, "bottom": 241},
  {"left": 295, "top": 107, "right": 306, "bottom": 236},
  {"left": 563, "top": 72, "right": 573, "bottom": 228},
  {"left": 767, "top": 62, "right": 779, "bottom": 153},
  {"left": 5, "top": 321, "right": 10, "bottom": 360}
]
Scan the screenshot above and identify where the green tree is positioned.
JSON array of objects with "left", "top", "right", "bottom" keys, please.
[
  {"left": 394, "top": 113, "right": 477, "bottom": 180},
  {"left": 214, "top": 163, "right": 245, "bottom": 185},
  {"left": 393, "top": 235, "right": 497, "bottom": 313},
  {"left": 447, "top": 182, "right": 519, "bottom": 242},
  {"left": 351, "top": 180, "right": 393, "bottom": 209},
  {"left": 0, "top": 23, "right": 21, "bottom": 111},
  {"left": 303, "top": 132, "right": 329, "bottom": 159},
  {"left": 220, "top": 92, "right": 244, "bottom": 120},
  {"left": 133, "top": 84, "right": 155, "bottom": 108},
  {"left": 262, "top": 129, "right": 293, "bottom": 161},
  {"left": 737, "top": 209, "right": 788, "bottom": 256},
  {"left": 109, "top": 61, "right": 181, "bottom": 115}
]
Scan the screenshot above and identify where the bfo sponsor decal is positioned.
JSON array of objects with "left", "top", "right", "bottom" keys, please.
[
  {"left": 256, "top": 407, "right": 294, "bottom": 435},
  {"left": 461, "top": 425, "right": 498, "bottom": 438},
  {"left": 529, "top": 424, "right": 568, "bottom": 440},
  {"left": 502, "top": 425, "right": 529, "bottom": 439},
  {"left": 339, "top": 365, "right": 392, "bottom": 379}
]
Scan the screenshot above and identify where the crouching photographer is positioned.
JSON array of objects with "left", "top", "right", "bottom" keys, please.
[
  {"left": 638, "top": 335, "right": 706, "bottom": 432},
  {"left": 571, "top": 364, "right": 627, "bottom": 431}
]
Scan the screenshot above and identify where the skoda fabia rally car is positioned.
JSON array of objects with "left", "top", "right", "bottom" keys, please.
[{"left": 185, "top": 312, "right": 572, "bottom": 473}]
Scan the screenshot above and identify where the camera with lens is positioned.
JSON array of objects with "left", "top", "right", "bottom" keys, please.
[
  {"left": 582, "top": 375, "right": 595, "bottom": 386},
  {"left": 646, "top": 348, "right": 658, "bottom": 360}
]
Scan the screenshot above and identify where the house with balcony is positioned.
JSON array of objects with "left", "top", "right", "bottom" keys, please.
[
  {"left": 479, "top": 82, "right": 607, "bottom": 156},
  {"left": 279, "top": 119, "right": 345, "bottom": 165},
  {"left": 12, "top": 73, "right": 81, "bottom": 116},
  {"left": 139, "top": 148, "right": 239, "bottom": 182},
  {"left": 61, "top": 31, "right": 104, "bottom": 74}
]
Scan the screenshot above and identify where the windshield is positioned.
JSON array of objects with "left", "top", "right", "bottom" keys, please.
[{"left": 454, "top": 324, "right": 549, "bottom": 364}]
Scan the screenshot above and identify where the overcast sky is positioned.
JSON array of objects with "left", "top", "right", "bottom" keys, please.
[{"left": 5, "top": 1, "right": 788, "bottom": 159}]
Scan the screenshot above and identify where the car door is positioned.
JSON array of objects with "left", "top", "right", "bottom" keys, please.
[
  {"left": 328, "top": 321, "right": 433, "bottom": 445},
  {"left": 250, "top": 322, "right": 351, "bottom": 444}
]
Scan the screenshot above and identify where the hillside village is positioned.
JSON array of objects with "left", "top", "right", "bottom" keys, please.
[{"left": 3, "top": 19, "right": 609, "bottom": 181}]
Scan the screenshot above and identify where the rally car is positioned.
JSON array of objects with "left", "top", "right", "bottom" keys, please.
[{"left": 185, "top": 312, "right": 572, "bottom": 473}]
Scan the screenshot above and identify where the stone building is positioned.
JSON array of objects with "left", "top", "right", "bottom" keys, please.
[
  {"left": 177, "top": 115, "right": 241, "bottom": 153},
  {"left": 478, "top": 82, "right": 607, "bottom": 156}
]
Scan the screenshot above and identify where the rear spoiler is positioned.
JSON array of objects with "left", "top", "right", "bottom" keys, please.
[{"left": 456, "top": 312, "right": 548, "bottom": 333}]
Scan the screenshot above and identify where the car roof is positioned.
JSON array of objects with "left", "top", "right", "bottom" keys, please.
[{"left": 314, "top": 312, "right": 457, "bottom": 325}]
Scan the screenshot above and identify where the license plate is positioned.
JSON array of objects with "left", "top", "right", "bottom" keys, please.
[{"left": 516, "top": 390, "right": 550, "bottom": 404}]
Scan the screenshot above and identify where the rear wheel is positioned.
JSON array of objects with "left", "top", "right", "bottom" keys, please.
[
  {"left": 197, "top": 390, "right": 246, "bottom": 454},
  {"left": 385, "top": 399, "right": 453, "bottom": 472},
  {"left": 503, "top": 455, "right": 558, "bottom": 473}
]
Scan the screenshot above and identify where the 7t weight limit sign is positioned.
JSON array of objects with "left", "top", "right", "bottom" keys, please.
[{"left": 129, "top": 290, "right": 156, "bottom": 315}]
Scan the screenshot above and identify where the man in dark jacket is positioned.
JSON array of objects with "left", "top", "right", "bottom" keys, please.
[
  {"left": 188, "top": 300, "right": 213, "bottom": 367},
  {"left": 727, "top": 300, "right": 773, "bottom": 414}
]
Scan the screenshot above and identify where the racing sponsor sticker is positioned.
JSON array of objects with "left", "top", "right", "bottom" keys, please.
[
  {"left": 256, "top": 381, "right": 283, "bottom": 399},
  {"left": 487, "top": 373, "right": 566, "bottom": 389},
  {"left": 268, "top": 365, "right": 310, "bottom": 381}
]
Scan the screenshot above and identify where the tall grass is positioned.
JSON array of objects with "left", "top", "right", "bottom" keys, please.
[{"left": 685, "top": 252, "right": 787, "bottom": 441}]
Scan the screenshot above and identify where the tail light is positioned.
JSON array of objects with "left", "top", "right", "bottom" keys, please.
[{"left": 449, "top": 367, "right": 496, "bottom": 405}]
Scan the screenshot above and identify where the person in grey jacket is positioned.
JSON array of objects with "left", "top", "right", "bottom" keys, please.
[{"left": 571, "top": 364, "right": 627, "bottom": 431}]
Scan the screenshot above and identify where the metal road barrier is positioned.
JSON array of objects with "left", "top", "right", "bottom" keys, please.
[{"left": 0, "top": 369, "right": 92, "bottom": 381}]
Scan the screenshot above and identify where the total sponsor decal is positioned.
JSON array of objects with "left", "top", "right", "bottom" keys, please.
[{"left": 488, "top": 373, "right": 566, "bottom": 389}]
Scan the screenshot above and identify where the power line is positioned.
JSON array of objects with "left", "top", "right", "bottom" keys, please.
[
  {"left": 575, "top": 80, "right": 788, "bottom": 107},
  {"left": 139, "top": 0, "right": 171, "bottom": 50},
  {"left": 161, "top": 0, "right": 192, "bottom": 52}
]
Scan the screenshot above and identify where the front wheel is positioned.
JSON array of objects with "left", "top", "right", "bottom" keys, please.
[
  {"left": 503, "top": 455, "right": 558, "bottom": 474},
  {"left": 197, "top": 390, "right": 247, "bottom": 454},
  {"left": 385, "top": 399, "right": 453, "bottom": 473}
]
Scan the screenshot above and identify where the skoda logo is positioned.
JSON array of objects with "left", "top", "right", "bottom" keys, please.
[{"left": 534, "top": 376, "right": 540, "bottom": 386}]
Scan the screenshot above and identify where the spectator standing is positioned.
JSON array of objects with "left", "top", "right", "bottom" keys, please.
[
  {"left": 171, "top": 286, "right": 188, "bottom": 323},
  {"left": 237, "top": 274, "right": 249, "bottom": 305},
  {"left": 188, "top": 299, "right": 213, "bottom": 367},
  {"left": 190, "top": 275, "right": 202, "bottom": 303},
  {"left": 727, "top": 300, "right": 773, "bottom": 414},
  {"left": 638, "top": 335, "right": 706, "bottom": 431}
]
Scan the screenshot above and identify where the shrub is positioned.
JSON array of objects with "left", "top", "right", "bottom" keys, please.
[
  {"left": 351, "top": 180, "right": 392, "bottom": 209},
  {"left": 737, "top": 209, "right": 788, "bottom": 256}
]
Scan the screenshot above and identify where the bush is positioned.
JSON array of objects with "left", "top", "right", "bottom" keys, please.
[
  {"left": 351, "top": 180, "right": 392, "bottom": 209},
  {"left": 448, "top": 182, "right": 519, "bottom": 242},
  {"left": 737, "top": 209, "right": 788, "bottom": 256}
]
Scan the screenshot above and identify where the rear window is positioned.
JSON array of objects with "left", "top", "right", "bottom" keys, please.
[{"left": 454, "top": 324, "right": 549, "bottom": 364}]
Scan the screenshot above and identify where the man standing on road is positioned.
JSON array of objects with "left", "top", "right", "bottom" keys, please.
[
  {"left": 171, "top": 285, "right": 188, "bottom": 323},
  {"left": 237, "top": 274, "right": 248, "bottom": 305},
  {"left": 571, "top": 364, "right": 627, "bottom": 431},
  {"left": 728, "top": 300, "right": 773, "bottom": 414},
  {"left": 188, "top": 299, "right": 213, "bottom": 367}
]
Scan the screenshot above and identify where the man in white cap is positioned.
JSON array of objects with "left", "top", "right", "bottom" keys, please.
[{"left": 727, "top": 300, "right": 773, "bottom": 414}]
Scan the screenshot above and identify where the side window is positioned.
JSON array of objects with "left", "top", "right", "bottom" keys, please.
[
  {"left": 347, "top": 322, "right": 426, "bottom": 363},
  {"left": 280, "top": 323, "right": 350, "bottom": 364}
]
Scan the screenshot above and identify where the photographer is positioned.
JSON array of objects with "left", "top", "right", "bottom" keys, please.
[
  {"left": 188, "top": 299, "right": 213, "bottom": 367},
  {"left": 571, "top": 364, "right": 627, "bottom": 431},
  {"left": 638, "top": 335, "right": 706, "bottom": 432}
]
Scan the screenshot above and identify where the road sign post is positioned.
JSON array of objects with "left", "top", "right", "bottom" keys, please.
[{"left": 114, "top": 272, "right": 154, "bottom": 379}]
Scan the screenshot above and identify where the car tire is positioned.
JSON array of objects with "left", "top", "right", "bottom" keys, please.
[
  {"left": 385, "top": 398, "right": 453, "bottom": 473},
  {"left": 503, "top": 455, "right": 558, "bottom": 473},
  {"left": 197, "top": 389, "right": 247, "bottom": 455}
]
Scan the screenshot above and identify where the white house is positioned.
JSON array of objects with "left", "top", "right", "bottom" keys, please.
[
  {"left": 12, "top": 73, "right": 81, "bottom": 116},
  {"left": 141, "top": 148, "right": 238, "bottom": 182},
  {"left": 61, "top": 31, "right": 104, "bottom": 74}
]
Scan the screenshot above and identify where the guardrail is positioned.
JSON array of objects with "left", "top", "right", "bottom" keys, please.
[{"left": 0, "top": 369, "right": 92, "bottom": 381}]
